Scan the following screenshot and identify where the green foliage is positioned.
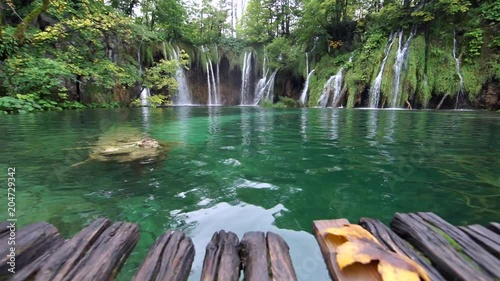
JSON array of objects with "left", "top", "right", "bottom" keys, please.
[
  {"left": 464, "top": 29, "right": 483, "bottom": 60},
  {"left": 142, "top": 59, "right": 179, "bottom": 92}
]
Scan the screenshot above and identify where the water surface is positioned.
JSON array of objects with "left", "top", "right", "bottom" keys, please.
[{"left": 1, "top": 107, "right": 499, "bottom": 280}]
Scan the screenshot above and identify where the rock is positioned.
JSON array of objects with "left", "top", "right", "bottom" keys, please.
[{"left": 475, "top": 81, "right": 500, "bottom": 110}]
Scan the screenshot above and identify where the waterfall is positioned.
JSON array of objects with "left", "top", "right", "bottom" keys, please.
[
  {"left": 253, "top": 50, "right": 277, "bottom": 105},
  {"left": 201, "top": 45, "right": 221, "bottom": 106},
  {"left": 140, "top": 88, "right": 151, "bottom": 106},
  {"left": 240, "top": 51, "right": 253, "bottom": 105},
  {"left": 299, "top": 69, "right": 316, "bottom": 106},
  {"left": 206, "top": 62, "right": 212, "bottom": 105},
  {"left": 318, "top": 55, "right": 353, "bottom": 108},
  {"left": 215, "top": 44, "right": 221, "bottom": 103},
  {"left": 318, "top": 75, "right": 336, "bottom": 108},
  {"left": 453, "top": 30, "right": 464, "bottom": 109},
  {"left": 254, "top": 70, "right": 278, "bottom": 105},
  {"left": 390, "top": 29, "right": 415, "bottom": 108},
  {"left": 170, "top": 46, "right": 192, "bottom": 105},
  {"left": 369, "top": 33, "right": 397, "bottom": 108}
]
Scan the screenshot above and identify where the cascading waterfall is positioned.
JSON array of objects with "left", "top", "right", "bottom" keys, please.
[
  {"left": 369, "top": 33, "right": 397, "bottom": 108},
  {"left": 318, "top": 56, "right": 353, "bottom": 108},
  {"left": 390, "top": 29, "right": 415, "bottom": 108},
  {"left": 170, "top": 46, "right": 192, "bottom": 105},
  {"left": 138, "top": 47, "right": 151, "bottom": 106},
  {"left": 240, "top": 51, "right": 253, "bottom": 105},
  {"left": 254, "top": 70, "right": 278, "bottom": 105},
  {"left": 453, "top": 30, "right": 464, "bottom": 109},
  {"left": 253, "top": 50, "right": 277, "bottom": 105},
  {"left": 201, "top": 46, "right": 220, "bottom": 105},
  {"left": 140, "top": 88, "right": 151, "bottom": 106},
  {"left": 299, "top": 69, "right": 316, "bottom": 105},
  {"left": 317, "top": 75, "right": 336, "bottom": 108}
]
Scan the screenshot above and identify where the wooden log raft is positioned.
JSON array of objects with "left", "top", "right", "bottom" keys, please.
[
  {"left": 391, "top": 213, "right": 493, "bottom": 281},
  {"left": 460, "top": 224, "right": 500, "bottom": 258},
  {"left": 359, "top": 217, "right": 446, "bottom": 281},
  {"left": 36, "top": 218, "right": 139, "bottom": 281},
  {"left": 488, "top": 222, "right": 500, "bottom": 235},
  {"left": 312, "top": 219, "right": 382, "bottom": 281},
  {"left": 0, "top": 222, "right": 63, "bottom": 280},
  {"left": 416, "top": 212, "right": 500, "bottom": 279},
  {"left": 239, "top": 231, "right": 298, "bottom": 281},
  {"left": 133, "top": 230, "right": 194, "bottom": 281},
  {"left": 200, "top": 230, "right": 240, "bottom": 281}
]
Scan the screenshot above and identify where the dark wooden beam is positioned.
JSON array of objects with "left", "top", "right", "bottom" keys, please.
[
  {"left": 200, "top": 230, "right": 240, "bottom": 281},
  {"left": 240, "top": 231, "right": 270, "bottom": 281},
  {"left": 133, "top": 230, "right": 195, "bottom": 281},
  {"left": 391, "top": 213, "right": 492, "bottom": 281},
  {"left": 359, "top": 217, "right": 445, "bottom": 281},
  {"left": 460, "top": 224, "right": 500, "bottom": 258}
]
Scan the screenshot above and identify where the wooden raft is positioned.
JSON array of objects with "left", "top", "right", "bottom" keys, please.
[
  {"left": 0, "top": 221, "right": 298, "bottom": 281},
  {"left": 314, "top": 212, "right": 500, "bottom": 281}
]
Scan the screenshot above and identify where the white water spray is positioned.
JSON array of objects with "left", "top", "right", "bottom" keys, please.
[
  {"left": 299, "top": 69, "right": 316, "bottom": 106},
  {"left": 453, "top": 30, "right": 464, "bottom": 109},
  {"left": 170, "top": 46, "right": 192, "bottom": 105},
  {"left": 240, "top": 51, "right": 253, "bottom": 105},
  {"left": 369, "top": 34, "right": 397, "bottom": 108},
  {"left": 390, "top": 29, "right": 415, "bottom": 108}
]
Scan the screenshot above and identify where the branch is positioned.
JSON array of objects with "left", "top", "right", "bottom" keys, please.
[{"left": 14, "top": 0, "right": 50, "bottom": 44}]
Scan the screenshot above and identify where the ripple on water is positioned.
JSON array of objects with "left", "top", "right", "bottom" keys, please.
[{"left": 233, "top": 178, "right": 279, "bottom": 190}]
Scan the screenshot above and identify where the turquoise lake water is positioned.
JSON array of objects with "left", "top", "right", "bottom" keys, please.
[{"left": 1, "top": 107, "right": 499, "bottom": 280}]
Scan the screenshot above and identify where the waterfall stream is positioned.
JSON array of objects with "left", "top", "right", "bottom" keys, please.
[
  {"left": 170, "top": 46, "right": 192, "bottom": 105},
  {"left": 390, "top": 29, "right": 415, "bottom": 108},
  {"left": 453, "top": 30, "right": 464, "bottom": 109},
  {"left": 369, "top": 33, "right": 397, "bottom": 108},
  {"left": 299, "top": 69, "right": 316, "bottom": 105},
  {"left": 240, "top": 51, "right": 253, "bottom": 105}
]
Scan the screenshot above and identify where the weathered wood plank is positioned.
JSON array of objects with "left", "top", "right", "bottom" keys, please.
[
  {"left": 359, "top": 217, "right": 446, "bottom": 281},
  {"left": 312, "top": 219, "right": 382, "bottom": 281},
  {"left": 240, "top": 231, "right": 270, "bottom": 281},
  {"left": 10, "top": 238, "right": 64, "bottom": 281},
  {"left": 133, "top": 230, "right": 195, "bottom": 281},
  {"left": 488, "top": 222, "right": 500, "bottom": 235},
  {"left": 200, "top": 230, "right": 240, "bottom": 281},
  {"left": 0, "top": 222, "right": 62, "bottom": 279},
  {"left": 66, "top": 221, "right": 139, "bottom": 281},
  {"left": 36, "top": 219, "right": 139, "bottom": 281},
  {"left": 460, "top": 224, "right": 500, "bottom": 258},
  {"left": 35, "top": 218, "right": 111, "bottom": 281},
  {"left": 417, "top": 212, "right": 500, "bottom": 279},
  {"left": 391, "top": 213, "right": 492, "bottom": 281},
  {"left": 0, "top": 222, "right": 10, "bottom": 240},
  {"left": 266, "top": 232, "right": 297, "bottom": 281}
]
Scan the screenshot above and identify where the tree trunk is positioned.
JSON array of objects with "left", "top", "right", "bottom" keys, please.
[
  {"left": 14, "top": 0, "right": 50, "bottom": 44},
  {"left": 436, "top": 94, "right": 449, "bottom": 109}
]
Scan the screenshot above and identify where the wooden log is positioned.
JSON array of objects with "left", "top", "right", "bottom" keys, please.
[
  {"left": 460, "top": 224, "right": 500, "bottom": 258},
  {"left": 0, "top": 222, "right": 62, "bottom": 279},
  {"left": 417, "top": 212, "right": 500, "bottom": 279},
  {"left": 359, "top": 217, "right": 446, "bottom": 281},
  {"left": 266, "top": 232, "right": 298, "bottom": 281},
  {"left": 312, "top": 219, "right": 382, "bottom": 281},
  {"left": 200, "top": 230, "right": 240, "bottom": 281},
  {"left": 36, "top": 219, "right": 139, "bottom": 281},
  {"left": 0, "top": 222, "right": 10, "bottom": 239},
  {"left": 133, "top": 230, "right": 195, "bottom": 281},
  {"left": 239, "top": 231, "right": 270, "bottom": 281},
  {"left": 391, "top": 213, "right": 492, "bottom": 281},
  {"left": 10, "top": 238, "right": 64, "bottom": 281},
  {"left": 36, "top": 218, "right": 110, "bottom": 280},
  {"left": 488, "top": 222, "right": 500, "bottom": 235}
]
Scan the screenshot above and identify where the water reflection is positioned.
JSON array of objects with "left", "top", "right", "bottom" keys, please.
[{"left": 181, "top": 202, "right": 329, "bottom": 281}]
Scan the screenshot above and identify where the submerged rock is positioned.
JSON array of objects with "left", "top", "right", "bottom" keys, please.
[{"left": 72, "top": 128, "right": 170, "bottom": 166}]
